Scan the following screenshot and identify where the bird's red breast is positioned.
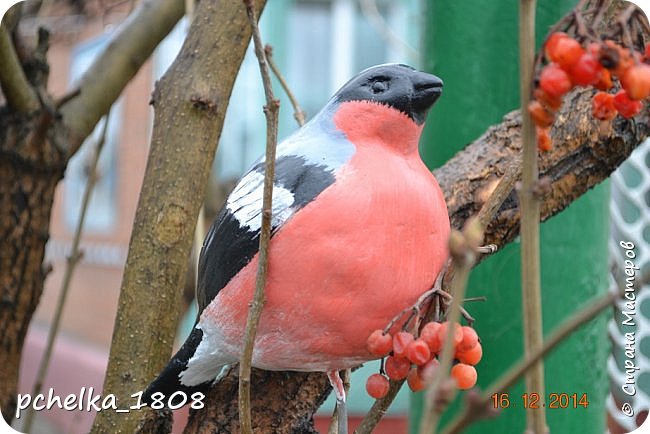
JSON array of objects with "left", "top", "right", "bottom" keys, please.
[{"left": 201, "top": 100, "right": 450, "bottom": 371}]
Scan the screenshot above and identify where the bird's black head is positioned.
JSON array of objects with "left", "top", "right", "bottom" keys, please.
[{"left": 333, "top": 64, "right": 443, "bottom": 125}]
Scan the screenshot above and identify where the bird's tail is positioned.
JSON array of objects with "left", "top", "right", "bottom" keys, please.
[{"left": 143, "top": 327, "right": 211, "bottom": 408}]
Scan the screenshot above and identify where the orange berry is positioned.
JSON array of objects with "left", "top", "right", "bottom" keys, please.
[
  {"left": 536, "top": 127, "right": 552, "bottom": 152},
  {"left": 622, "top": 64, "right": 650, "bottom": 100},
  {"left": 366, "top": 330, "right": 393, "bottom": 357},
  {"left": 437, "top": 322, "right": 463, "bottom": 348},
  {"left": 458, "top": 326, "right": 479, "bottom": 352},
  {"left": 612, "top": 46, "right": 634, "bottom": 78},
  {"left": 613, "top": 89, "right": 643, "bottom": 118},
  {"left": 550, "top": 36, "right": 584, "bottom": 69},
  {"left": 407, "top": 367, "right": 426, "bottom": 392},
  {"left": 544, "top": 32, "right": 569, "bottom": 62},
  {"left": 592, "top": 92, "right": 617, "bottom": 121},
  {"left": 528, "top": 100, "right": 555, "bottom": 128},
  {"left": 384, "top": 355, "right": 410, "bottom": 380},
  {"left": 366, "top": 373, "right": 390, "bottom": 399},
  {"left": 420, "top": 321, "right": 442, "bottom": 354},
  {"left": 456, "top": 342, "right": 483, "bottom": 365},
  {"left": 534, "top": 88, "right": 563, "bottom": 111},
  {"left": 569, "top": 53, "right": 602, "bottom": 86},
  {"left": 406, "top": 339, "right": 432, "bottom": 366},
  {"left": 539, "top": 63, "right": 572, "bottom": 98},
  {"left": 451, "top": 363, "right": 478, "bottom": 390},
  {"left": 392, "top": 331, "right": 414, "bottom": 358},
  {"left": 594, "top": 68, "right": 613, "bottom": 91},
  {"left": 599, "top": 40, "right": 622, "bottom": 70}
]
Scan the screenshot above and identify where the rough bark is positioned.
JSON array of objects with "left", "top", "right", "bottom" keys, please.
[
  {"left": 183, "top": 88, "right": 649, "bottom": 433},
  {"left": 0, "top": 110, "right": 67, "bottom": 422},
  {"left": 0, "top": 0, "right": 183, "bottom": 422},
  {"left": 89, "top": 1, "right": 266, "bottom": 433}
]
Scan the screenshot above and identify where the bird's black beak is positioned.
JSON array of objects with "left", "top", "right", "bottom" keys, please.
[{"left": 410, "top": 72, "right": 443, "bottom": 124}]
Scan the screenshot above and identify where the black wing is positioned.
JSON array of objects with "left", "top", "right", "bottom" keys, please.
[{"left": 197, "top": 126, "right": 354, "bottom": 313}]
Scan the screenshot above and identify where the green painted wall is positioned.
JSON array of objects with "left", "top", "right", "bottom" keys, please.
[{"left": 411, "top": 1, "right": 611, "bottom": 433}]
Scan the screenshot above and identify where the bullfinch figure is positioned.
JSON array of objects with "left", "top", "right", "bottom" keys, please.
[{"left": 144, "top": 64, "right": 450, "bottom": 431}]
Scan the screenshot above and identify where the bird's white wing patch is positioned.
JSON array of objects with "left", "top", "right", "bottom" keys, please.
[{"left": 226, "top": 171, "right": 296, "bottom": 232}]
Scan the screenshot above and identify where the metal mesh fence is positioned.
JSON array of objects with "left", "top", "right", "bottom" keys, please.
[{"left": 607, "top": 138, "right": 650, "bottom": 432}]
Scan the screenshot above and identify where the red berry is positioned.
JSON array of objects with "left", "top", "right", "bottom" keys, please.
[
  {"left": 569, "top": 53, "right": 602, "bottom": 86},
  {"left": 528, "top": 100, "right": 554, "bottom": 128},
  {"left": 534, "top": 88, "right": 563, "bottom": 111},
  {"left": 420, "top": 322, "right": 442, "bottom": 354},
  {"left": 539, "top": 63, "right": 572, "bottom": 98},
  {"left": 456, "top": 342, "right": 483, "bottom": 365},
  {"left": 407, "top": 367, "right": 426, "bottom": 392},
  {"left": 392, "top": 332, "right": 414, "bottom": 358},
  {"left": 645, "top": 43, "right": 650, "bottom": 61},
  {"left": 610, "top": 45, "right": 635, "bottom": 78},
  {"left": 450, "top": 363, "right": 478, "bottom": 390},
  {"left": 366, "top": 330, "right": 393, "bottom": 357},
  {"left": 622, "top": 64, "right": 650, "bottom": 100},
  {"left": 418, "top": 357, "right": 440, "bottom": 383},
  {"left": 544, "top": 32, "right": 569, "bottom": 62},
  {"left": 613, "top": 90, "right": 643, "bottom": 118},
  {"left": 594, "top": 68, "right": 613, "bottom": 91},
  {"left": 592, "top": 92, "right": 617, "bottom": 121},
  {"left": 406, "top": 339, "right": 432, "bottom": 366},
  {"left": 536, "top": 127, "right": 552, "bottom": 152},
  {"left": 437, "top": 322, "right": 463, "bottom": 348},
  {"left": 366, "top": 373, "right": 390, "bottom": 399},
  {"left": 549, "top": 36, "right": 584, "bottom": 69},
  {"left": 458, "top": 326, "right": 479, "bottom": 352},
  {"left": 384, "top": 355, "right": 410, "bottom": 380},
  {"left": 587, "top": 42, "right": 601, "bottom": 58}
]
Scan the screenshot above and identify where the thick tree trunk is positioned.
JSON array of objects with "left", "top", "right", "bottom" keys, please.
[
  {"left": 0, "top": 111, "right": 67, "bottom": 421},
  {"left": 183, "top": 88, "right": 649, "bottom": 433}
]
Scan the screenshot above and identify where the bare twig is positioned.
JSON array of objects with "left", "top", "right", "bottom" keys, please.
[
  {"left": 265, "top": 44, "right": 306, "bottom": 126},
  {"left": 359, "top": 0, "right": 419, "bottom": 62},
  {"left": 476, "top": 163, "right": 520, "bottom": 230},
  {"left": 441, "top": 288, "right": 620, "bottom": 434},
  {"left": 0, "top": 17, "right": 40, "bottom": 112},
  {"left": 22, "top": 112, "right": 112, "bottom": 433},
  {"left": 238, "top": 1, "right": 280, "bottom": 433},
  {"left": 60, "top": 0, "right": 184, "bottom": 156},
  {"left": 519, "top": 1, "right": 547, "bottom": 432}
]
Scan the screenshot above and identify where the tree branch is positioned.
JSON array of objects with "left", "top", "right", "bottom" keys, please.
[
  {"left": 0, "top": 15, "right": 39, "bottom": 112},
  {"left": 59, "top": 0, "right": 184, "bottom": 157},
  {"left": 89, "top": 1, "right": 266, "bottom": 433}
]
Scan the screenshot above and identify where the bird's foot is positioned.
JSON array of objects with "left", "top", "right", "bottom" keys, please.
[{"left": 327, "top": 370, "right": 348, "bottom": 434}]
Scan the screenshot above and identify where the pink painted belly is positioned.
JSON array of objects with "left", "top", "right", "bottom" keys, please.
[{"left": 201, "top": 145, "right": 450, "bottom": 372}]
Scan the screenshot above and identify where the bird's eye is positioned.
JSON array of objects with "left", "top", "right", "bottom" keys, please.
[{"left": 371, "top": 80, "right": 388, "bottom": 94}]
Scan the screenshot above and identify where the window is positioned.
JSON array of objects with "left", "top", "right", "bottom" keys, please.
[{"left": 65, "top": 33, "right": 121, "bottom": 233}]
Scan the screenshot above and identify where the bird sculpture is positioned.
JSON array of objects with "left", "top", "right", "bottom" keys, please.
[{"left": 144, "top": 63, "right": 450, "bottom": 432}]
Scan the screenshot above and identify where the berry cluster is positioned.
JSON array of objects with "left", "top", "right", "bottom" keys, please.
[
  {"left": 530, "top": 32, "right": 650, "bottom": 151},
  {"left": 364, "top": 322, "right": 483, "bottom": 399}
]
